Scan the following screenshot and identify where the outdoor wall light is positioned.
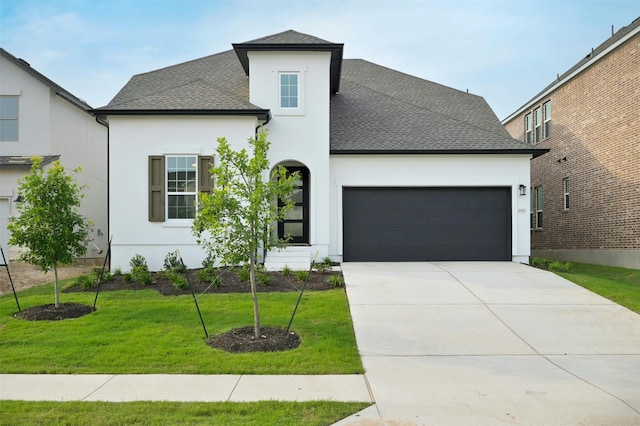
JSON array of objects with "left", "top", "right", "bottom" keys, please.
[
  {"left": 519, "top": 185, "right": 527, "bottom": 196},
  {"left": 13, "top": 195, "right": 23, "bottom": 202}
]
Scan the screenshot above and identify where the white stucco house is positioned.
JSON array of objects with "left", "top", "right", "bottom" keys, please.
[
  {"left": 96, "top": 31, "right": 547, "bottom": 272},
  {"left": 0, "top": 48, "right": 109, "bottom": 260}
]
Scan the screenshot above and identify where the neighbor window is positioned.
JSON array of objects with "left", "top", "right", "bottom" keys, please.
[
  {"left": 148, "top": 155, "right": 212, "bottom": 222},
  {"left": 0, "top": 96, "right": 18, "bottom": 141},
  {"left": 533, "top": 107, "right": 542, "bottom": 143},
  {"left": 563, "top": 177, "right": 569, "bottom": 210},
  {"left": 524, "top": 113, "right": 532, "bottom": 144},
  {"left": 533, "top": 186, "right": 543, "bottom": 228},
  {"left": 543, "top": 100, "right": 552, "bottom": 138},
  {"left": 280, "top": 73, "right": 299, "bottom": 108}
]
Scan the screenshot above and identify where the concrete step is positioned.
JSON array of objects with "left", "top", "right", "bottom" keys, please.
[{"left": 264, "top": 249, "right": 311, "bottom": 271}]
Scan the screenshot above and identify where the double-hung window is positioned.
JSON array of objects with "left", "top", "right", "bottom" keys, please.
[
  {"left": 533, "top": 107, "right": 542, "bottom": 143},
  {"left": 543, "top": 100, "right": 552, "bottom": 138},
  {"left": 524, "top": 113, "right": 532, "bottom": 144},
  {"left": 563, "top": 177, "right": 569, "bottom": 210},
  {"left": 0, "top": 96, "right": 19, "bottom": 141},
  {"left": 148, "top": 155, "right": 212, "bottom": 222}
]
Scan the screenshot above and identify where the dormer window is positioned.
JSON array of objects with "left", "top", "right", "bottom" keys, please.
[{"left": 280, "top": 73, "right": 298, "bottom": 108}]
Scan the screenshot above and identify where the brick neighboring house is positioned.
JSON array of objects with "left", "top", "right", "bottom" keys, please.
[{"left": 503, "top": 17, "right": 640, "bottom": 269}]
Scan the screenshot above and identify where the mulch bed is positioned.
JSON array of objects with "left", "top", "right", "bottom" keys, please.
[{"left": 14, "top": 267, "right": 342, "bottom": 353}]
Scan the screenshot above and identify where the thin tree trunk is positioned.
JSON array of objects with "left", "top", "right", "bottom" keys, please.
[
  {"left": 54, "top": 263, "right": 60, "bottom": 308},
  {"left": 250, "top": 250, "right": 261, "bottom": 339}
]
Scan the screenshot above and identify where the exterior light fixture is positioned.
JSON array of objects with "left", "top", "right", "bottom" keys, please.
[
  {"left": 519, "top": 185, "right": 527, "bottom": 196},
  {"left": 14, "top": 195, "right": 23, "bottom": 202}
]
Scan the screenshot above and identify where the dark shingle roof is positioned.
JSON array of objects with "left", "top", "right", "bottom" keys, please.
[{"left": 98, "top": 30, "right": 546, "bottom": 157}]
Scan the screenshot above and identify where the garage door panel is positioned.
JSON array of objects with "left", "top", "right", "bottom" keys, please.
[{"left": 343, "top": 187, "right": 511, "bottom": 261}]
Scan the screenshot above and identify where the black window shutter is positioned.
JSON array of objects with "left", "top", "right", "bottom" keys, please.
[
  {"left": 148, "top": 156, "right": 165, "bottom": 222},
  {"left": 198, "top": 156, "right": 213, "bottom": 193}
]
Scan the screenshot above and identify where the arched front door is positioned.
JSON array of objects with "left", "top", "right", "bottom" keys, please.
[{"left": 278, "top": 166, "right": 309, "bottom": 244}]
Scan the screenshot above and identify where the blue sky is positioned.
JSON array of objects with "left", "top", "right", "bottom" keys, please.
[{"left": 1, "top": 0, "right": 638, "bottom": 119}]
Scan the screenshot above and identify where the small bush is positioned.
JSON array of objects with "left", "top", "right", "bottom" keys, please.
[
  {"left": 258, "top": 272, "right": 271, "bottom": 286},
  {"left": 132, "top": 267, "right": 154, "bottom": 285},
  {"left": 76, "top": 274, "right": 96, "bottom": 289},
  {"left": 327, "top": 275, "right": 344, "bottom": 288},
  {"left": 312, "top": 257, "right": 333, "bottom": 274},
  {"left": 296, "top": 270, "right": 309, "bottom": 281},
  {"left": 163, "top": 251, "right": 186, "bottom": 273},
  {"left": 113, "top": 267, "right": 122, "bottom": 276},
  {"left": 123, "top": 273, "right": 133, "bottom": 283},
  {"left": 129, "top": 254, "right": 147, "bottom": 270},
  {"left": 237, "top": 266, "right": 250, "bottom": 282},
  {"left": 548, "top": 260, "right": 573, "bottom": 273},
  {"left": 198, "top": 267, "right": 221, "bottom": 288},
  {"left": 165, "top": 269, "right": 189, "bottom": 290},
  {"left": 92, "top": 267, "right": 112, "bottom": 283},
  {"left": 530, "top": 258, "right": 550, "bottom": 267},
  {"left": 202, "top": 252, "right": 216, "bottom": 269},
  {"left": 281, "top": 265, "right": 293, "bottom": 277}
]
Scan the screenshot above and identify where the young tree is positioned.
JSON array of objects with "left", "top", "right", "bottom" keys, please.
[
  {"left": 8, "top": 158, "right": 91, "bottom": 307},
  {"left": 193, "top": 131, "right": 298, "bottom": 339}
]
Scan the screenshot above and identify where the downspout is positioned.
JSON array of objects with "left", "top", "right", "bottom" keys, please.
[{"left": 95, "top": 114, "right": 110, "bottom": 269}]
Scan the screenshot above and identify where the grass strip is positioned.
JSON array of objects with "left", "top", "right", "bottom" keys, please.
[{"left": 0, "top": 400, "right": 371, "bottom": 426}]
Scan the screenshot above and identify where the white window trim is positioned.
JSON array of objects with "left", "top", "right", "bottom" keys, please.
[
  {"left": 534, "top": 186, "right": 543, "bottom": 229},
  {"left": 524, "top": 113, "right": 532, "bottom": 144},
  {"left": 533, "top": 107, "right": 542, "bottom": 144},
  {"left": 544, "top": 100, "right": 552, "bottom": 139},
  {"left": 274, "top": 66, "right": 306, "bottom": 116},
  {"left": 563, "top": 177, "right": 569, "bottom": 210}
]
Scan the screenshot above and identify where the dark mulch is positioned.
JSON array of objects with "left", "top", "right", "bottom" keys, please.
[
  {"left": 64, "top": 267, "right": 341, "bottom": 296},
  {"left": 207, "top": 326, "right": 300, "bottom": 353},
  {"left": 14, "top": 302, "right": 96, "bottom": 321}
]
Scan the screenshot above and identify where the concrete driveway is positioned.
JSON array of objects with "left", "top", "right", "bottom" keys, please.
[{"left": 337, "top": 262, "right": 640, "bottom": 425}]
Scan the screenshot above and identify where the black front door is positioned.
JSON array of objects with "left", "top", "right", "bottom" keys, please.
[{"left": 278, "top": 167, "right": 309, "bottom": 244}]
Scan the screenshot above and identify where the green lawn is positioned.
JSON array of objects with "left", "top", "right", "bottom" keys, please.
[
  {"left": 0, "top": 279, "right": 363, "bottom": 374},
  {"left": 540, "top": 260, "right": 640, "bottom": 314},
  {"left": 0, "top": 400, "right": 371, "bottom": 426}
]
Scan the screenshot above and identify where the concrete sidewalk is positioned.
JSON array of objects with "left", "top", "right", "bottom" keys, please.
[
  {"left": 0, "top": 374, "right": 373, "bottom": 403},
  {"left": 337, "top": 262, "right": 640, "bottom": 425}
]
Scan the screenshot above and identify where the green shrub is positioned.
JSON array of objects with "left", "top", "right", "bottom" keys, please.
[
  {"left": 530, "top": 258, "right": 550, "bottom": 267},
  {"left": 258, "top": 272, "right": 271, "bottom": 286},
  {"left": 548, "top": 260, "right": 573, "bottom": 273},
  {"left": 113, "top": 267, "right": 122, "bottom": 276},
  {"left": 129, "top": 254, "right": 147, "bottom": 270},
  {"left": 163, "top": 251, "right": 186, "bottom": 273},
  {"left": 327, "top": 275, "right": 344, "bottom": 288},
  {"left": 281, "top": 265, "right": 293, "bottom": 277},
  {"left": 198, "top": 267, "right": 221, "bottom": 288},
  {"left": 165, "top": 270, "right": 188, "bottom": 290},
  {"left": 123, "top": 273, "right": 133, "bottom": 282},
  {"left": 132, "top": 267, "right": 154, "bottom": 285},
  {"left": 237, "top": 266, "right": 250, "bottom": 282},
  {"left": 92, "top": 267, "right": 112, "bottom": 283},
  {"left": 296, "top": 270, "right": 309, "bottom": 281},
  {"left": 312, "top": 257, "right": 333, "bottom": 274},
  {"left": 202, "top": 252, "right": 216, "bottom": 269},
  {"left": 76, "top": 274, "right": 96, "bottom": 289}
]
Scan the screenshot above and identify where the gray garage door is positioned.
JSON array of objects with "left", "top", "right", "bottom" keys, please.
[{"left": 343, "top": 187, "right": 511, "bottom": 262}]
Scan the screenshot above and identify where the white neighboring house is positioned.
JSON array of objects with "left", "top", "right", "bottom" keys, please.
[
  {"left": 0, "top": 48, "right": 109, "bottom": 260},
  {"left": 96, "top": 31, "right": 547, "bottom": 272}
]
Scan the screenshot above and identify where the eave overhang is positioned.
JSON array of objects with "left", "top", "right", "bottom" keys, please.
[
  {"left": 330, "top": 148, "right": 550, "bottom": 159},
  {"left": 92, "top": 108, "right": 271, "bottom": 121}
]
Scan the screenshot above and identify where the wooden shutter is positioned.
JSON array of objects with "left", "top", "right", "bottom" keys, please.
[
  {"left": 198, "top": 156, "right": 213, "bottom": 193},
  {"left": 148, "top": 156, "right": 165, "bottom": 222}
]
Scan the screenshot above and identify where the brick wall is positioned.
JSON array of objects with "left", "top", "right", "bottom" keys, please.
[{"left": 504, "top": 34, "right": 640, "bottom": 251}]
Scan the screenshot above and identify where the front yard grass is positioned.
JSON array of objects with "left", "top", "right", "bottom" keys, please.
[
  {"left": 0, "top": 279, "right": 363, "bottom": 374},
  {"left": 0, "top": 400, "right": 371, "bottom": 426},
  {"left": 541, "top": 260, "right": 640, "bottom": 314}
]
